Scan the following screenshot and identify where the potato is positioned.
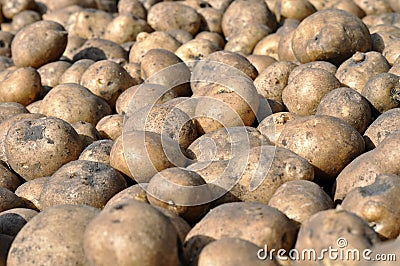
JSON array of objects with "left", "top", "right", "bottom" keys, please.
[
  {"left": 287, "top": 60, "right": 337, "bottom": 84},
  {"left": 389, "top": 56, "right": 400, "bottom": 76},
  {"left": 187, "top": 126, "right": 268, "bottom": 161},
  {"left": 184, "top": 202, "right": 298, "bottom": 264},
  {"left": 66, "top": 9, "right": 112, "bottom": 39},
  {"left": 11, "top": 10, "right": 41, "bottom": 32},
  {"left": 78, "top": 139, "right": 113, "bottom": 164},
  {"left": 175, "top": 38, "right": 220, "bottom": 68},
  {"left": 246, "top": 54, "right": 277, "bottom": 73},
  {"left": 59, "top": 59, "right": 94, "bottom": 84},
  {"left": 39, "top": 83, "right": 112, "bottom": 125},
  {"left": 353, "top": 0, "right": 393, "bottom": 16},
  {"left": 254, "top": 61, "right": 297, "bottom": 103},
  {"left": 381, "top": 38, "right": 400, "bottom": 65},
  {"left": 42, "top": 5, "right": 83, "bottom": 28},
  {"left": 326, "top": 0, "right": 366, "bottom": 18},
  {"left": 257, "top": 112, "right": 299, "bottom": 145},
  {"left": 40, "top": 0, "right": 96, "bottom": 11},
  {"left": 294, "top": 208, "right": 380, "bottom": 266},
  {"left": 62, "top": 34, "right": 86, "bottom": 60},
  {"left": 362, "top": 73, "right": 400, "bottom": 113},
  {"left": 197, "top": 7, "right": 223, "bottom": 34},
  {"left": 0, "top": 233, "right": 13, "bottom": 266},
  {"left": 129, "top": 31, "right": 181, "bottom": 63},
  {"left": 7, "top": 204, "right": 100, "bottom": 266},
  {"left": 84, "top": 199, "right": 180, "bottom": 266},
  {"left": 0, "top": 163, "right": 21, "bottom": 192},
  {"left": 336, "top": 51, "right": 391, "bottom": 93},
  {"left": 166, "top": 29, "right": 193, "bottom": 44},
  {"left": 2, "top": 0, "right": 36, "bottom": 19},
  {"left": 11, "top": 21, "right": 68, "bottom": 68},
  {"left": 268, "top": 180, "right": 333, "bottom": 224},
  {"left": 292, "top": 9, "right": 372, "bottom": 65},
  {"left": 0, "top": 208, "right": 38, "bottom": 237},
  {"left": 364, "top": 108, "right": 400, "bottom": 149},
  {"left": 190, "top": 144, "right": 314, "bottom": 204},
  {"left": 105, "top": 184, "right": 149, "bottom": 208},
  {"left": 39, "top": 160, "right": 127, "bottom": 210},
  {"left": 116, "top": 83, "right": 178, "bottom": 115},
  {"left": 253, "top": 33, "right": 281, "bottom": 60},
  {"left": 221, "top": 0, "right": 276, "bottom": 39},
  {"left": 95, "top": 114, "right": 123, "bottom": 140},
  {"left": 0, "top": 102, "right": 27, "bottom": 124},
  {"left": 282, "top": 68, "right": 342, "bottom": 115},
  {"left": 224, "top": 24, "right": 271, "bottom": 55},
  {"left": 0, "top": 67, "right": 42, "bottom": 106},
  {"left": 80, "top": 60, "right": 136, "bottom": 107},
  {"left": 37, "top": 60, "right": 71, "bottom": 89},
  {"left": 103, "top": 14, "right": 151, "bottom": 44},
  {"left": 148, "top": 2, "right": 201, "bottom": 35},
  {"left": 14, "top": 176, "right": 49, "bottom": 210},
  {"left": 0, "top": 31, "right": 13, "bottom": 57},
  {"left": 276, "top": 0, "right": 316, "bottom": 21},
  {"left": 198, "top": 238, "right": 278, "bottom": 266},
  {"left": 341, "top": 174, "right": 400, "bottom": 240},
  {"left": 0, "top": 187, "right": 25, "bottom": 212},
  {"left": 118, "top": 0, "right": 147, "bottom": 19},
  {"left": 334, "top": 131, "right": 400, "bottom": 202},
  {"left": 316, "top": 87, "right": 372, "bottom": 134},
  {"left": 146, "top": 167, "right": 211, "bottom": 223},
  {"left": 277, "top": 27, "right": 297, "bottom": 62},
  {"left": 72, "top": 38, "right": 128, "bottom": 62},
  {"left": 277, "top": 115, "right": 365, "bottom": 184},
  {"left": 125, "top": 104, "right": 198, "bottom": 149},
  {"left": 71, "top": 121, "right": 101, "bottom": 148},
  {"left": 141, "top": 48, "right": 192, "bottom": 97},
  {"left": 5, "top": 116, "right": 82, "bottom": 181}
]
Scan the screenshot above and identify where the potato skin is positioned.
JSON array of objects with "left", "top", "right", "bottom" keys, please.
[
  {"left": 0, "top": 163, "right": 21, "bottom": 192},
  {"left": 14, "top": 176, "right": 50, "bottom": 210},
  {"left": 79, "top": 139, "right": 113, "bottom": 165},
  {"left": 11, "top": 20, "right": 68, "bottom": 68},
  {"left": 257, "top": 112, "right": 299, "bottom": 145},
  {"left": 292, "top": 9, "right": 372, "bottom": 65}
]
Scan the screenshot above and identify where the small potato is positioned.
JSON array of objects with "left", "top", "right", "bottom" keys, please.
[
  {"left": 287, "top": 60, "right": 337, "bottom": 84},
  {"left": 184, "top": 202, "right": 298, "bottom": 264},
  {"left": 118, "top": 0, "right": 147, "bottom": 19},
  {"left": 0, "top": 208, "right": 38, "bottom": 237},
  {"left": 277, "top": 115, "right": 365, "bottom": 183},
  {"left": 224, "top": 24, "right": 271, "bottom": 55},
  {"left": 336, "top": 51, "right": 391, "bottom": 93},
  {"left": 277, "top": 27, "right": 297, "bottom": 62},
  {"left": 42, "top": 5, "right": 83, "bottom": 28},
  {"left": 341, "top": 174, "right": 400, "bottom": 239},
  {"left": 175, "top": 38, "right": 219, "bottom": 67},
  {"left": 122, "top": 62, "right": 143, "bottom": 84},
  {"left": 72, "top": 38, "right": 128, "bottom": 62},
  {"left": 277, "top": 0, "right": 316, "bottom": 21},
  {"left": 166, "top": 29, "right": 193, "bottom": 44},
  {"left": 268, "top": 180, "right": 333, "bottom": 224},
  {"left": 37, "top": 61, "right": 71, "bottom": 89},
  {"left": 83, "top": 200, "right": 180, "bottom": 266},
  {"left": 197, "top": 7, "right": 223, "bottom": 34},
  {"left": 253, "top": 33, "right": 281, "bottom": 60},
  {"left": 105, "top": 184, "right": 149, "bottom": 208},
  {"left": 2, "top": 0, "right": 36, "bottom": 19},
  {"left": 0, "top": 187, "right": 25, "bottom": 212},
  {"left": 246, "top": 54, "right": 277, "bottom": 73},
  {"left": 363, "top": 108, "right": 400, "bottom": 149},
  {"left": 80, "top": 60, "right": 136, "bottom": 106},
  {"left": 0, "top": 31, "right": 13, "bottom": 57},
  {"left": 79, "top": 139, "right": 113, "bottom": 164},
  {"left": 326, "top": 0, "right": 366, "bottom": 18},
  {"left": 11, "top": 20, "right": 68, "bottom": 68},
  {"left": 295, "top": 208, "right": 380, "bottom": 266},
  {"left": 257, "top": 112, "right": 299, "bottom": 145},
  {"left": 11, "top": 10, "right": 41, "bottom": 32},
  {"left": 14, "top": 176, "right": 50, "bottom": 210},
  {"left": 0, "top": 102, "right": 27, "bottom": 124},
  {"left": 59, "top": 59, "right": 95, "bottom": 84},
  {"left": 39, "top": 160, "right": 127, "bottom": 210},
  {"left": 146, "top": 167, "right": 211, "bottom": 223},
  {"left": 66, "top": 9, "right": 112, "bottom": 39},
  {"left": 254, "top": 61, "right": 297, "bottom": 103},
  {"left": 7, "top": 204, "right": 100, "bottom": 266},
  {"left": 0, "top": 67, "right": 42, "bottom": 106},
  {"left": 292, "top": 9, "right": 372, "bottom": 65},
  {"left": 353, "top": 0, "right": 393, "bottom": 16},
  {"left": 362, "top": 73, "right": 400, "bottom": 113},
  {"left": 39, "top": 83, "right": 112, "bottom": 125},
  {"left": 0, "top": 163, "right": 21, "bottom": 192},
  {"left": 5, "top": 117, "right": 82, "bottom": 181},
  {"left": 95, "top": 114, "right": 123, "bottom": 140},
  {"left": 148, "top": 2, "right": 201, "bottom": 35},
  {"left": 71, "top": 121, "right": 101, "bottom": 148},
  {"left": 282, "top": 68, "right": 342, "bottom": 115},
  {"left": 129, "top": 31, "right": 181, "bottom": 63},
  {"left": 103, "top": 14, "right": 151, "bottom": 44},
  {"left": 198, "top": 238, "right": 278, "bottom": 266},
  {"left": 316, "top": 87, "right": 372, "bottom": 134}
]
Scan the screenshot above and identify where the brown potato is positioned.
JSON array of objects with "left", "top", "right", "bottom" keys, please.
[
  {"left": 253, "top": 33, "right": 281, "bottom": 60},
  {"left": 166, "top": 29, "right": 193, "bottom": 44},
  {"left": 42, "top": 5, "right": 83, "bottom": 28},
  {"left": 0, "top": 208, "right": 38, "bottom": 237},
  {"left": 5, "top": 116, "right": 82, "bottom": 181},
  {"left": 292, "top": 9, "right": 372, "bottom": 65},
  {"left": 0, "top": 102, "right": 27, "bottom": 124},
  {"left": 78, "top": 139, "right": 113, "bottom": 165},
  {"left": 11, "top": 10, "right": 41, "bottom": 32},
  {"left": 39, "top": 160, "right": 127, "bottom": 210},
  {"left": 277, "top": 115, "right": 365, "bottom": 184},
  {"left": 316, "top": 87, "right": 372, "bottom": 134},
  {"left": 104, "top": 184, "right": 149, "bottom": 208},
  {"left": 282, "top": 68, "right": 342, "bottom": 115},
  {"left": 59, "top": 59, "right": 94, "bottom": 84},
  {"left": 14, "top": 176, "right": 50, "bottom": 210},
  {"left": 103, "top": 14, "right": 151, "bottom": 44},
  {"left": 39, "top": 83, "right": 112, "bottom": 125},
  {"left": 0, "top": 67, "right": 42, "bottom": 106},
  {"left": 336, "top": 51, "right": 391, "bottom": 93},
  {"left": 83, "top": 199, "right": 180, "bottom": 266},
  {"left": 246, "top": 54, "right": 277, "bottom": 73},
  {"left": 224, "top": 24, "right": 271, "bottom": 55},
  {"left": 277, "top": 27, "right": 297, "bottom": 62},
  {"left": 71, "top": 121, "right": 101, "bottom": 148},
  {"left": 257, "top": 112, "right": 299, "bottom": 145},
  {"left": 95, "top": 114, "right": 123, "bottom": 140},
  {"left": 341, "top": 174, "right": 400, "bottom": 239},
  {"left": 353, "top": 0, "right": 393, "bottom": 15},
  {"left": 2, "top": 0, "right": 36, "bottom": 19},
  {"left": 11, "top": 21, "right": 68, "bottom": 68},
  {"left": 277, "top": 0, "right": 316, "bottom": 21},
  {"left": 72, "top": 38, "right": 128, "bottom": 62},
  {"left": 197, "top": 7, "right": 223, "bottom": 34},
  {"left": 117, "top": 0, "right": 147, "bottom": 19},
  {"left": 7, "top": 204, "right": 100, "bottom": 266},
  {"left": 326, "top": 0, "right": 366, "bottom": 18},
  {"left": 38, "top": 61, "right": 71, "bottom": 90},
  {"left": 287, "top": 60, "right": 337, "bottom": 84},
  {"left": 0, "top": 187, "right": 25, "bottom": 212},
  {"left": 175, "top": 38, "right": 220, "bottom": 68},
  {"left": 0, "top": 163, "right": 21, "bottom": 192},
  {"left": 66, "top": 9, "right": 112, "bottom": 39},
  {"left": 268, "top": 180, "right": 333, "bottom": 224}
]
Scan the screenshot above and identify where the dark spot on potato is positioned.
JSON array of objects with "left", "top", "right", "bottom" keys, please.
[
  {"left": 114, "top": 203, "right": 127, "bottom": 210},
  {"left": 24, "top": 125, "right": 44, "bottom": 141},
  {"left": 359, "top": 180, "right": 391, "bottom": 197},
  {"left": 281, "top": 139, "right": 287, "bottom": 146},
  {"left": 112, "top": 219, "right": 121, "bottom": 223}
]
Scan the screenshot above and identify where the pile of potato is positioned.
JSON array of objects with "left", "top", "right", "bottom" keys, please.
[{"left": 0, "top": 0, "right": 400, "bottom": 265}]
